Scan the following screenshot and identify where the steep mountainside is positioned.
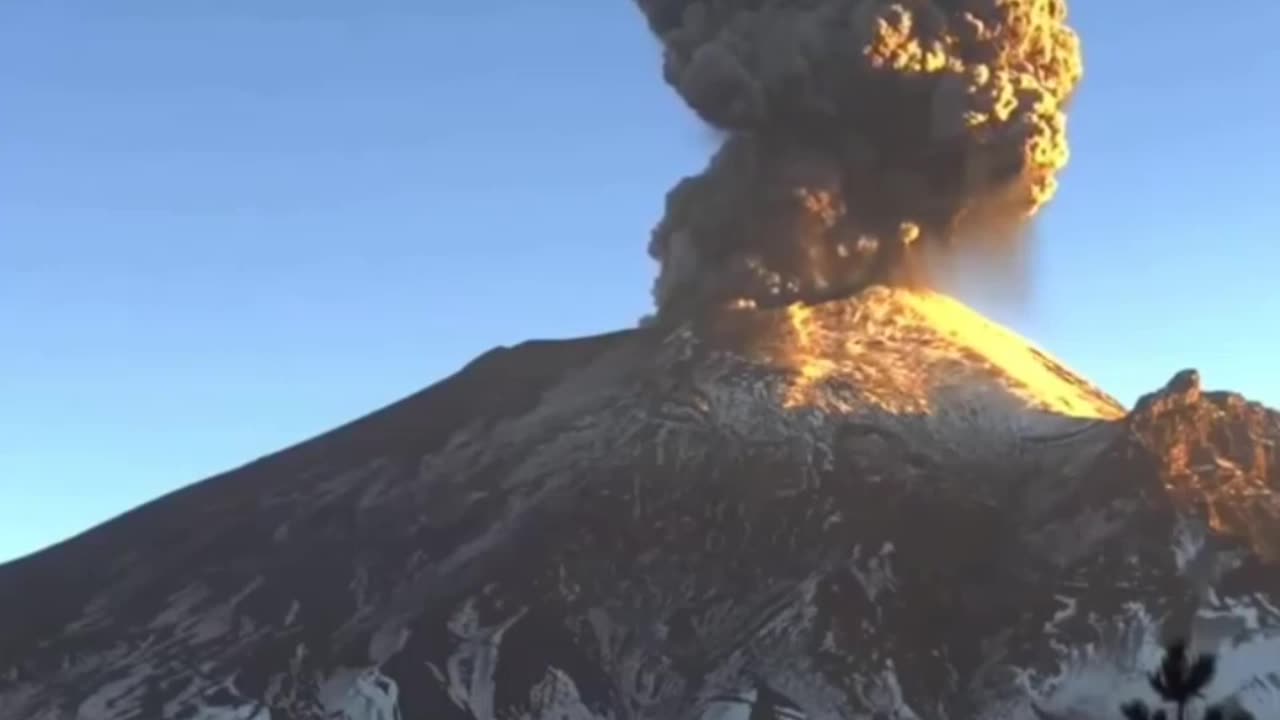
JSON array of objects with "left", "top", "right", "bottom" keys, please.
[{"left": 2, "top": 287, "right": 1277, "bottom": 720}]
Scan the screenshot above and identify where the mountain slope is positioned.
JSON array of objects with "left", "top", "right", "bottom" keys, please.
[{"left": 2, "top": 287, "right": 1277, "bottom": 720}]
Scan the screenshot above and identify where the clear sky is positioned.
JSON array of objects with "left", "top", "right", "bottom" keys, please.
[{"left": 2, "top": 1, "right": 1277, "bottom": 563}]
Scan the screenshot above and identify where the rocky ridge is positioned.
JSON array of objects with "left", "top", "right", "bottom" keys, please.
[{"left": 1, "top": 287, "right": 1277, "bottom": 719}]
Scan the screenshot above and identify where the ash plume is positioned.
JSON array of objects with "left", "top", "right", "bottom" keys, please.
[{"left": 635, "top": 0, "right": 1083, "bottom": 315}]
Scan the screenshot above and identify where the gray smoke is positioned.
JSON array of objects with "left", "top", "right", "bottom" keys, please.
[{"left": 634, "top": 0, "right": 1083, "bottom": 315}]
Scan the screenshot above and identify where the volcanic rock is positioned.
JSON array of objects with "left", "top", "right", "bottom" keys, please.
[{"left": 2, "top": 287, "right": 1277, "bottom": 719}]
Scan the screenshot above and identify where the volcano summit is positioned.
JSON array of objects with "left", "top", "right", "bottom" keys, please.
[{"left": 2, "top": 287, "right": 1278, "bottom": 719}]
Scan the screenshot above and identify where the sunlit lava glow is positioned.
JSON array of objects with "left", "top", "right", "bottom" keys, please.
[
  {"left": 781, "top": 303, "right": 839, "bottom": 409},
  {"left": 761, "top": 287, "right": 1125, "bottom": 421}
]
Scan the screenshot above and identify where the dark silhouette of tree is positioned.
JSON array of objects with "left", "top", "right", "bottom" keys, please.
[
  {"left": 1151, "top": 639, "right": 1216, "bottom": 719},
  {"left": 1119, "top": 639, "right": 1255, "bottom": 720},
  {"left": 1121, "top": 699, "right": 1168, "bottom": 719}
]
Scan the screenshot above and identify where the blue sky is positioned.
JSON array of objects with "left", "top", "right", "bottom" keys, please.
[{"left": 2, "top": 1, "right": 1277, "bottom": 563}]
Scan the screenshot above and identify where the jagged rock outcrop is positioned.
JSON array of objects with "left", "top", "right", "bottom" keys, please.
[{"left": 1, "top": 287, "right": 1277, "bottom": 719}]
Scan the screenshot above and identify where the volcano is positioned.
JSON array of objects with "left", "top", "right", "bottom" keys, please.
[{"left": 2, "top": 287, "right": 1278, "bottom": 719}]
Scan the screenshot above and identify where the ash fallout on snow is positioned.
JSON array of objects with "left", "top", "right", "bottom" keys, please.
[{"left": 636, "top": 0, "right": 1083, "bottom": 315}]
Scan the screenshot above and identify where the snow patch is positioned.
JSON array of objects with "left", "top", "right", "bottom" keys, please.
[
  {"left": 318, "top": 669, "right": 401, "bottom": 720},
  {"left": 184, "top": 703, "right": 271, "bottom": 720},
  {"left": 442, "top": 597, "right": 527, "bottom": 718},
  {"left": 848, "top": 542, "right": 898, "bottom": 606}
]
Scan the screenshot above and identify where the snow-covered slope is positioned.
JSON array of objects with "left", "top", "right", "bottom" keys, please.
[{"left": 1, "top": 287, "right": 1276, "bottom": 719}]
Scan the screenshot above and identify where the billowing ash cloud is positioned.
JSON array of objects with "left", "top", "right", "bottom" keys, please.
[{"left": 635, "top": 0, "right": 1083, "bottom": 314}]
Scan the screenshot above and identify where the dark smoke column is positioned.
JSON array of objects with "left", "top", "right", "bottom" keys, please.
[{"left": 635, "top": 0, "right": 1083, "bottom": 315}]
